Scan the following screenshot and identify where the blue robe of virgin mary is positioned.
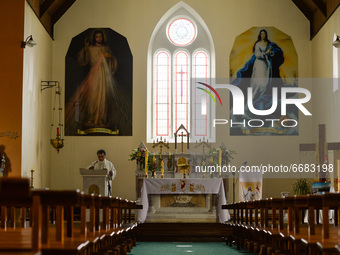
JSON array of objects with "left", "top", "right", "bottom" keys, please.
[{"left": 231, "top": 42, "right": 284, "bottom": 121}]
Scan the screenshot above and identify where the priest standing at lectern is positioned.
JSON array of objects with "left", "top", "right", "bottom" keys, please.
[{"left": 88, "top": 149, "right": 116, "bottom": 195}]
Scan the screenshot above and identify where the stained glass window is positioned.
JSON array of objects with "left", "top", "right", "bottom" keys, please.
[
  {"left": 193, "top": 51, "right": 209, "bottom": 136},
  {"left": 167, "top": 18, "right": 197, "bottom": 46},
  {"left": 174, "top": 51, "right": 190, "bottom": 131},
  {"left": 148, "top": 7, "right": 214, "bottom": 143},
  {"left": 154, "top": 51, "right": 171, "bottom": 136}
]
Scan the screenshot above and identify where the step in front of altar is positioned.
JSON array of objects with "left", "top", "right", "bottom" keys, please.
[{"left": 146, "top": 194, "right": 218, "bottom": 223}]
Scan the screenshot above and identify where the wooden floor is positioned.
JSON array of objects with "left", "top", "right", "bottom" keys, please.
[{"left": 137, "top": 223, "right": 232, "bottom": 242}]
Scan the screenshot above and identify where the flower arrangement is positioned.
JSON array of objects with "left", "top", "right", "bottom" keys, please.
[
  {"left": 128, "top": 147, "right": 146, "bottom": 169},
  {"left": 128, "top": 148, "right": 161, "bottom": 174},
  {"left": 147, "top": 154, "right": 160, "bottom": 175},
  {"left": 208, "top": 145, "right": 236, "bottom": 165}
]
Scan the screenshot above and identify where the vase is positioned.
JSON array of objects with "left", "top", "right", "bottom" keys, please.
[{"left": 138, "top": 160, "right": 144, "bottom": 170}]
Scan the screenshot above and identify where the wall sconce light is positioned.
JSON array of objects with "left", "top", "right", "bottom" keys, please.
[
  {"left": 333, "top": 35, "right": 340, "bottom": 48},
  {"left": 21, "top": 35, "right": 37, "bottom": 48}
]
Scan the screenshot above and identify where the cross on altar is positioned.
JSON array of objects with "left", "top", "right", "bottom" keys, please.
[
  {"left": 299, "top": 124, "right": 340, "bottom": 182},
  {"left": 174, "top": 124, "right": 190, "bottom": 153},
  {"left": 178, "top": 132, "right": 186, "bottom": 153}
]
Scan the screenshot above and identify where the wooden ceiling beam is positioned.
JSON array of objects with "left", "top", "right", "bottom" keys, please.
[
  {"left": 51, "top": 0, "right": 76, "bottom": 24},
  {"left": 292, "top": 0, "right": 340, "bottom": 39},
  {"left": 292, "top": 0, "right": 313, "bottom": 21},
  {"left": 312, "top": 0, "right": 327, "bottom": 16},
  {"left": 40, "top": 0, "right": 56, "bottom": 17}
]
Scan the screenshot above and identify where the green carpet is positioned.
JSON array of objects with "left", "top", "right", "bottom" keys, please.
[{"left": 128, "top": 242, "right": 257, "bottom": 255}]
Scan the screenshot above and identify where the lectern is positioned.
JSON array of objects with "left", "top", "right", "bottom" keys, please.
[{"left": 79, "top": 168, "right": 109, "bottom": 196}]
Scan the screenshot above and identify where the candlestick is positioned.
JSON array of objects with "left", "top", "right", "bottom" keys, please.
[
  {"left": 202, "top": 160, "right": 206, "bottom": 178},
  {"left": 145, "top": 148, "right": 148, "bottom": 177},
  {"left": 218, "top": 148, "right": 222, "bottom": 178},
  {"left": 161, "top": 160, "right": 164, "bottom": 175},
  {"left": 219, "top": 148, "right": 222, "bottom": 166},
  {"left": 336, "top": 160, "right": 340, "bottom": 191}
]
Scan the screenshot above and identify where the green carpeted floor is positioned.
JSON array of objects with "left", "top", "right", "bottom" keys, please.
[{"left": 128, "top": 242, "right": 257, "bottom": 255}]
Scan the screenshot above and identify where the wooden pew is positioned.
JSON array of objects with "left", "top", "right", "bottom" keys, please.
[
  {"left": 315, "top": 193, "right": 340, "bottom": 254},
  {"left": 0, "top": 178, "right": 41, "bottom": 253},
  {"left": 296, "top": 193, "right": 339, "bottom": 255},
  {"left": 223, "top": 193, "right": 340, "bottom": 255},
  {"left": 0, "top": 178, "right": 143, "bottom": 255}
]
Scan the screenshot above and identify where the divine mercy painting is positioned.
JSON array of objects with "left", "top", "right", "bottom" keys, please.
[
  {"left": 229, "top": 26, "right": 298, "bottom": 136},
  {"left": 65, "top": 28, "right": 132, "bottom": 136}
]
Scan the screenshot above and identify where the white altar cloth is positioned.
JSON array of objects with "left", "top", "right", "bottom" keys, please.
[{"left": 137, "top": 178, "right": 230, "bottom": 223}]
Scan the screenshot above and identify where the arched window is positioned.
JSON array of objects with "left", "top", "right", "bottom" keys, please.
[
  {"left": 154, "top": 50, "right": 171, "bottom": 137},
  {"left": 147, "top": 2, "right": 215, "bottom": 143}
]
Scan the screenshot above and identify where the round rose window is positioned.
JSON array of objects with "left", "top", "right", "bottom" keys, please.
[{"left": 167, "top": 18, "right": 197, "bottom": 46}]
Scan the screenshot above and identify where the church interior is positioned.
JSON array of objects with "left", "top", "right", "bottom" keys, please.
[{"left": 1, "top": 0, "right": 340, "bottom": 254}]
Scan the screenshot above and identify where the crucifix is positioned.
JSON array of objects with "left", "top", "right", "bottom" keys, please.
[
  {"left": 174, "top": 124, "right": 190, "bottom": 153},
  {"left": 299, "top": 124, "right": 340, "bottom": 182},
  {"left": 178, "top": 132, "right": 186, "bottom": 153}
]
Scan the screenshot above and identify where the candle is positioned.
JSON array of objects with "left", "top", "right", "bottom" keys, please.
[
  {"left": 161, "top": 160, "right": 164, "bottom": 175},
  {"left": 57, "top": 127, "right": 60, "bottom": 135},
  {"left": 218, "top": 148, "right": 222, "bottom": 177},
  {"left": 153, "top": 154, "right": 156, "bottom": 163},
  {"left": 219, "top": 148, "right": 222, "bottom": 166},
  {"left": 169, "top": 152, "right": 171, "bottom": 159},
  {"left": 202, "top": 160, "right": 206, "bottom": 178},
  {"left": 145, "top": 148, "right": 148, "bottom": 175},
  {"left": 337, "top": 159, "right": 340, "bottom": 192}
]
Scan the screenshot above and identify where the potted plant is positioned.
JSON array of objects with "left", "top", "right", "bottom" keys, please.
[{"left": 292, "top": 178, "right": 312, "bottom": 195}]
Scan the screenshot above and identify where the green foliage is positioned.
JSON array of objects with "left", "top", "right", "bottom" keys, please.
[
  {"left": 292, "top": 178, "right": 312, "bottom": 195},
  {"left": 207, "top": 145, "right": 236, "bottom": 165}
]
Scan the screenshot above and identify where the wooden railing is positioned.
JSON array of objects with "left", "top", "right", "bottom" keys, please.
[
  {"left": 0, "top": 178, "right": 142, "bottom": 255},
  {"left": 222, "top": 193, "right": 340, "bottom": 255}
]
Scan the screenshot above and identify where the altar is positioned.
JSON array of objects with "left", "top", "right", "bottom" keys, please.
[{"left": 137, "top": 178, "right": 230, "bottom": 223}]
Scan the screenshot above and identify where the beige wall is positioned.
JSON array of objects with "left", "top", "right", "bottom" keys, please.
[
  {"left": 311, "top": 7, "right": 340, "bottom": 141},
  {"left": 309, "top": 7, "right": 340, "bottom": 181},
  {"left": 50, "top": 0, "right": 313, "bottom": 201},
  {"left": 22, "top": 1, "right": 53, "bottom": 187}
]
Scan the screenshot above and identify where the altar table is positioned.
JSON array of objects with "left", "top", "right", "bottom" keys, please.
[{"left": 137, "top": 178, "right": 230, "bottom": 223}]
